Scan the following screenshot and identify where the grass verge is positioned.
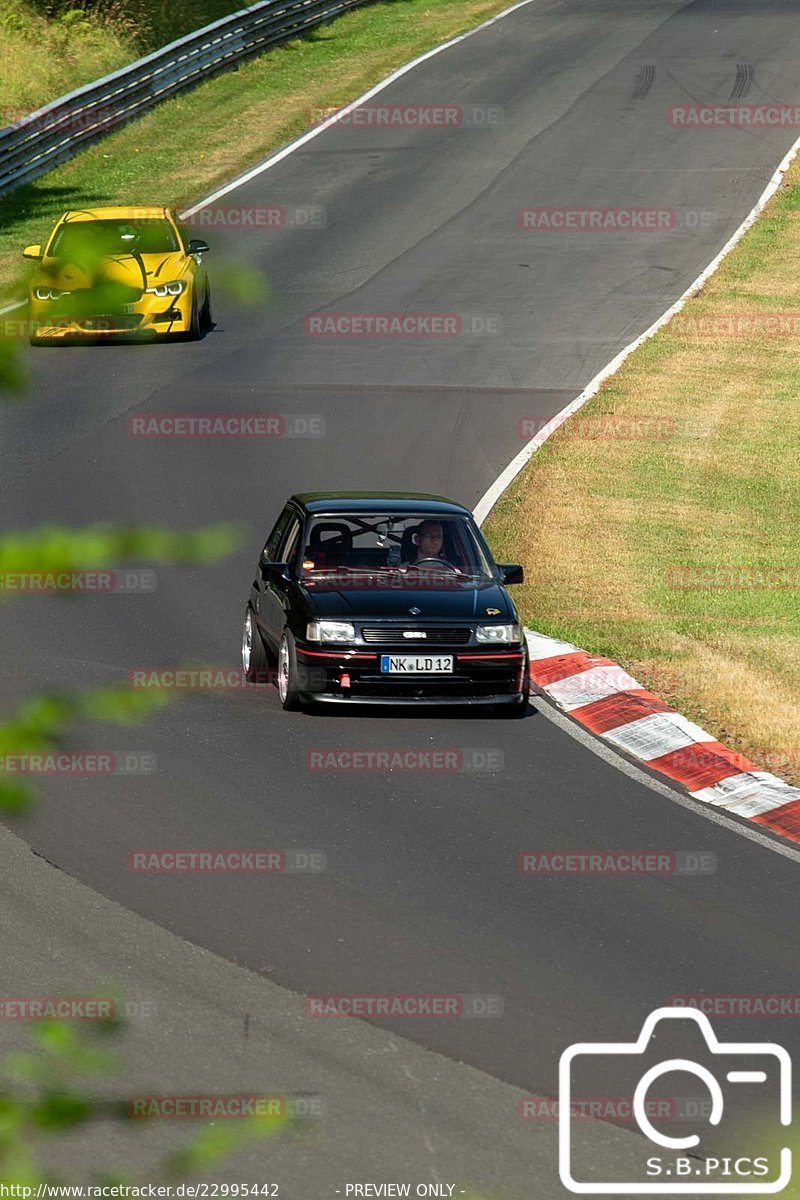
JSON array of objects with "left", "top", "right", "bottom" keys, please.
[
  {"left": 0, "top": 0, "right": 511, "bottom": 299},
  {"left": 485, "top": 158, "right": 800, "bottom": 785},
  {"left": 0, "top": 0, "right": 258, "bottom": 114}
]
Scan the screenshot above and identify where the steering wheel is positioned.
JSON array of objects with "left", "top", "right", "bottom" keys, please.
[{"left": 406, "top": 556, "right": 460, "bottom": 573}]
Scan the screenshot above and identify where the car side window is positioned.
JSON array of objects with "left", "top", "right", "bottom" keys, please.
[
  {"left": 279, "top": 516, "right": 302, "bottom": 567},
  {"left": 174, "top": 216, "right": 191, "bottom": 252},
  {"left": 263, "top": 507, "right": 293, "bottom": 562}
]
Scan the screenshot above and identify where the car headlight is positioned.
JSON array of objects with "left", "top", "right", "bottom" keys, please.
[
  {"left": 306, "top": 620, "right": 356, "bottom": 644},
  {"left": 34, "top": 287, "right": 71, "bottom": 301},
  {"left": 145, "top": 280, "right": 187, "bottom": 297},
  {"left": 476, "top": 623, "right": 520, "bottom": 643}
]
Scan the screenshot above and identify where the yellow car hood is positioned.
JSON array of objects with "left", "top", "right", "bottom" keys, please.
[{"left": 41, "top": 251, "right": 187, "bottom": 292}]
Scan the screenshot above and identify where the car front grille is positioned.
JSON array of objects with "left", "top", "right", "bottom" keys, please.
[
  {"left": 66, "top": 284, "right": 144, "bottom": 309},
  {"left": 361, "top": 627, "right": 472, "bottom": 645},
  {"left": 77, "top": 315, "right": 142, "bottom": 331}
]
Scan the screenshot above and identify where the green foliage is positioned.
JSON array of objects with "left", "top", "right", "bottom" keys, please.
[
  {"left": 0, "top": 522, "right": 243, "bottom": 593},
  {"left": 0, "top": 1018, "right": 289, "bottom": 1184},
  {"left": 0, "top": 682, "right": 172, "bottom": 813},
  {"left": 0, "top": 333, "right": 26, "bottom": 393},
  {"left": 213, "top": 262, "right": 275, "bottom": 310},
  {"left": 0, "top": 518, "right": 245, "bottom": 812}
]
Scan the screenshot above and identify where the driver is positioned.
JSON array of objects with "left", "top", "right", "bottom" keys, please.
[{"left": 406, "top": 520, "right": 451, "bottom": 565}]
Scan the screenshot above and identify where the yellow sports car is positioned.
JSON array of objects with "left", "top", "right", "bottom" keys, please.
[{"left": 24, "top": 205, "right": 212, "bottom": 344}]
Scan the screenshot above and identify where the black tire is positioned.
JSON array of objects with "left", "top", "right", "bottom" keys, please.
[
  {"left": 496, "top": 694, "right": 529, "bottom": 718},
  {"left": 277, "top": 628, "right": 305, "bottom": 711},
  {"left": 495, "top": 659, "right": 530, "bottom": 717},
  {"left": 185, "top": 288, "right": 201, "bottom": 341},
  {"left": 242, "top": 606, "right": 269, "bottom": 684},
  {"left": 200, "top": 284, "right": 212, "bottom": 331}
]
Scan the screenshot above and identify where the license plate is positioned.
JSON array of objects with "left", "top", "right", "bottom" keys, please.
[{"left": 380, "top": 654, "right": 453, "bottom": 674}]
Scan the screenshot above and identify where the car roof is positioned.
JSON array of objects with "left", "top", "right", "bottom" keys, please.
[
  {"left": 291, "top": 492, "right": 471, "bottom": 516},
  {"left": 55, "top": 206, "right": 172, "bottom": 223}
]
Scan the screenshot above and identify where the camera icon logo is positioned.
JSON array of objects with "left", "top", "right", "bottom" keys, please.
[{"left": 559, "top": 1007, "right": 792, "bottom": 1194}]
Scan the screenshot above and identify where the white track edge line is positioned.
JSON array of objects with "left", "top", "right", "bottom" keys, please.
[
  {"left": 0, "top": 0, "right": 539, "bottom": 316},
  {"left": 181, "top": 0, "right": 539, "bottom": 217},
  {"left": 473, "top": 130, "right": 800, "bottom": 524}
]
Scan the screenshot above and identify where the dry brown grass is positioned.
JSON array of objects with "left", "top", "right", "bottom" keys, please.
[{"left": 486, "top": 168, "right": 800, "bottom": 785}]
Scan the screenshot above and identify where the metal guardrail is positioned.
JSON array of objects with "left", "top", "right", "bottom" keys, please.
[{"left": 0, "top": 0, "right": 373, "bottom": 199}]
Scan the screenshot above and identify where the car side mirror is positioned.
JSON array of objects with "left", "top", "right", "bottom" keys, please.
[
  {"left": 188, "top": 239, "right": 209, "bottom": 255},
  {"left": 499, "top": 563, "right": 524, "bottom": 585},
  {"left": 261, "top": 561, "right": 290, "bottom": 583},
  {"left": 22, "top": 244, "right": 42, "bottom": 259}
]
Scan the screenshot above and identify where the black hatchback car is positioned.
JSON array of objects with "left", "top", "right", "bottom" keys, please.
[{"left": 241, "top": 492, "right": 529, "bottom": 713}]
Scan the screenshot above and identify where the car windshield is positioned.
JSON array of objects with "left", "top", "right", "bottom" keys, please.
[
  {"left": 49, "top": 218, "right": 180, "bottom": 257},
  {"left": 299, "top": 513, "right": 494, "bottom": 579}
]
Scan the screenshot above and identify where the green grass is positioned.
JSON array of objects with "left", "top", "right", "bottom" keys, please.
[
  {"left": 0, "top": 0, "right": 257, "bottom": 114},
  {"left": 485, "top": 166, "right": 800, "bottom": 784},
  {"left": 0, "top": 0, "right": 510, "bottom": 299}
]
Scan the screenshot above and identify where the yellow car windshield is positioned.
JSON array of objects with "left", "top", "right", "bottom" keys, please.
[{"left": 50, "top": 219, "right": 179, "bottom": 257}]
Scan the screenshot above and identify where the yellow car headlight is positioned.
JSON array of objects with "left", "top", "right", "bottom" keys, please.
[
  {"left": 145, "top": 280, "right": 187, "bottom": 298},
  {"left": 34, "top": 287, "right": 71, "bottom": 301}
]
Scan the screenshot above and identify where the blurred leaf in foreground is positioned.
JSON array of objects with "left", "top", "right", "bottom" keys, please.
[
  {"left": 0, "top": 522, "right": 243, "bottom": 596},
  {"left": 0, "top": 1016, "right": 290, "bottom": 1184},
  {"left": 0, "top": 682, "right": 172, "bottom": 815}
]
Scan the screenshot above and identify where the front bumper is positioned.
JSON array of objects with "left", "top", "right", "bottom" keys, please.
[
  {"left": 311, "top": 692, "right": 526, "bottom": 707},
  {"left": 294, "top": 644, "right": 529, "bottom": 704},
  {"left": 27, "top": 289, "right": 193, "bottom": 341}
]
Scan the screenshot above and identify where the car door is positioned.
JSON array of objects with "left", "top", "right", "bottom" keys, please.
[
  {"left": 251, "top": 504, "right": 293, "bottom": 649},
  {"left": 257, "top": 507, "right": 303, "bottom": 649}
]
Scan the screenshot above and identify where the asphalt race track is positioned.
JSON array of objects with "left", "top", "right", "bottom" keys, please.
[{"left": 3, "top": 0, "right": 800, "bottom": 1174}]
